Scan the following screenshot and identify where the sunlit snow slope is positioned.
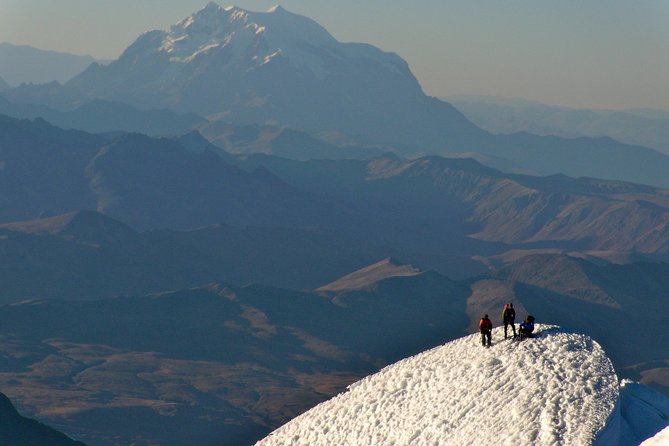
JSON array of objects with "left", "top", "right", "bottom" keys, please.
[
  {"left": 641, "top": 425, "right": 669, "bottom": 445},
  {"left": 256, "top": 325, "right": 668, "bottom": 446}
]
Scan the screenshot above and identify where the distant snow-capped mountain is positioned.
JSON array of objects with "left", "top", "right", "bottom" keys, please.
[
  {"left": 158, "top": 3, "right": 339, "bottom": 75},
  {"left": 60, "top": 2, "right": 482, "bottom": 148},
  {"left": 8, "top": 3, "right": 669, "bottom": 190},
  {"left": 256, "top": 326, "right": 669, "bottom": 446}
]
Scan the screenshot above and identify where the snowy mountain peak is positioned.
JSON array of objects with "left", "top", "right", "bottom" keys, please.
[
  {"left": 256, "top": 326, "right": 669, "bottom": 445},
  {"left": 64, "top": 2, "right": 438, "bottom": 134},
  {"left": 157, "top": 2, "right": 337, "bottom": 72},
  {"left": 203, "top": 1, "right": 223, "bottom": 12},
  {"left": 267, "top": 5, "right": 285, "bottom": 13}
]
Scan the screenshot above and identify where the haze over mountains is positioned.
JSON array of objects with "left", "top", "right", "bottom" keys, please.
[
  {"left": 2, "top": 109, "right": 669, "bottom": 442},
  {"left": 4, "top": 4, "right": 669, "bottom": 189},
  {"left": 58, "top": 2, "right": 480, "bottom": 151},
  {"left": 0, "top": 2, "right": 668, "bottom": 445},
  {"left": 0, "top": 96, "right": 205, "bottom": 136},
  {"left": 0, "top": 42, "right": 104, "bottom": 86},
  {"left": 4, "top": 113, "right": 669, "bottom": 261},
  {"left": 449, "top": 95, "right": 669, "bottom": 155}
]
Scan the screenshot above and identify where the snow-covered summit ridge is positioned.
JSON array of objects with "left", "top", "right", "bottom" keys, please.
[
  {"left": 156, "top": 2, "right": 335, "bottom": 72},
  {"left": 256, "top": 326, "right": 668, "bottom": 446},
  {"left": 122, "top": 2, "right": 404, "bottom": 78}
]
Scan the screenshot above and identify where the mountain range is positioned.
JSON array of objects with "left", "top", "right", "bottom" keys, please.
[
  {"left": 0, "top": 96, "right": 205, "bottom": 136},
  {"left": 0, "top": 114, "right": 354, "bottom": 231},
  {"left": 0, "top": 209, "right": 394, "bottom": 300},
  {"left": 0, "top": 42, "right": 104, "bottom": 86},
  {"left": 4, "top": 5, "right": 669, "bottom": 188},
  {"left": 3, "top": 113, "right": 669, "bottom": 265},
  {"left": 449, "top": 95, "right": 669, "bottom": 155},
  {"left": 241, "top": 153, "right": 669, "bottom": 256},
  {"left": 197, "top": 121, "right": 385, "bottom": 160},
  {"left": 4, "top": 113, "right": 669, "bottom": 280},
  {"left": 1, "top": 3, "right": 668, "bottom": 445},
  {"left": 1, "top": 252, "right": 669, "bottom": 445}
]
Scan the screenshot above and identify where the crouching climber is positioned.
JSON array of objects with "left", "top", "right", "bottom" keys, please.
[
  {"left": 519, "top": 315, "right": 535, "bottom": 340},
  {"left": 479, "top": 314, "right": 493, "bottom": 347}
]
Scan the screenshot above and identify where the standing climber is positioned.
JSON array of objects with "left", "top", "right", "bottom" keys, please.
[
  {"left": 502, "top": 303, "right": 517, "bottom": 339},
  {"left": 479, "top": 314, "right": 493, "bottom": 347},
  {"left": 519, "top": 315, "right": 535, "bottom": 340}
]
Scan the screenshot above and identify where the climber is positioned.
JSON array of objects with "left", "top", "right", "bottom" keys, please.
[
  {"left": 519, "top": 315, "right": 535, "bottom": 340},
  {"left": 502, "top": 303, "right": 517, "bottom": 339},
  {"left": 479, "top": 314, "right": 493, "bottom": 347}
]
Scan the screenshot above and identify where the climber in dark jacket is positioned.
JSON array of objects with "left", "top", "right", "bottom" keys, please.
[
  {"left": 502, "top": 303, "right": 517, "bottom": 339},
  {"left": 479, "top": 314, "right": 493, "bottom": 347}
]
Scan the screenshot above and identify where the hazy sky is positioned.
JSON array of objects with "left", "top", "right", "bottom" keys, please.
[{"left": 1, "top": 0, "right": 667, "bottom": 110}]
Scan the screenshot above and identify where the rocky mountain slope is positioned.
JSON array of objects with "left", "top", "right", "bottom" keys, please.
[
  {"left": 245, "top": 154, "right": 669, "bottom": 255},
  {"left": 0, "top": 210, "right": 392, "bottom": 299},
  {"left": 0, "top": 392, "right": 86, "bottom": 445}
]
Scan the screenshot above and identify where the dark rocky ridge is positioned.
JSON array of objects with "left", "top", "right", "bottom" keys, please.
[{"left": 0, "top": 392, "right": 85, "bottom": 445}]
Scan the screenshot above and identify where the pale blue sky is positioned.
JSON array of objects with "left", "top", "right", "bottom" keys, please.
[{"left": 1, "top": 0, "right": 667, "bottom": 109}]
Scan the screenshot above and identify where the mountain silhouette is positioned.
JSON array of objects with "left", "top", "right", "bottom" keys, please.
[
  {"left": 0, "top": 42, "right": 101, "bottom": 86},
  {"left": 0, "top": 392, "right": 85, "bottom": 445},
  {"left": 0, "top": 96, "right": 204, "bottom": 136}
]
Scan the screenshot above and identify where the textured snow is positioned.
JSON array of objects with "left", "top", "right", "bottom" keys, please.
[
  {"left": 641, "top": 425, "right": 669, "bottom": 445},
  {"left": 256, "top": 325, "right": 621, "bottom": 446},
  {"left": 156, "top": 2, "right": 336, "bottom": 76},
  {"left": 126, "top": 2, "right": 406, "bottom": 81},
  {"left": 613, "top": 380, "right": 669, "bottom": 445}
]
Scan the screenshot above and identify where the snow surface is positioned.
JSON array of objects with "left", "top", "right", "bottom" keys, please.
[
  {"left": 641, "top": 425, "right": 669, "bottom": 445},
  {"left": 612, "top": 380, "right": 669, "bottom": 445},
  {"left": 158, "top": 2, "right": 337, "bottom": 76},
  {"left": 257, "top": 325, "right": 623, "bottom": 446},
  {"left": 121, "top": 2, "right": 406, "bottom": 82}
]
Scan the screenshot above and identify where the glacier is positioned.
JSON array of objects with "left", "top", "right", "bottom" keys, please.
[{"left": 256, "top": 325, "right": 669, "bottom": 446}]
